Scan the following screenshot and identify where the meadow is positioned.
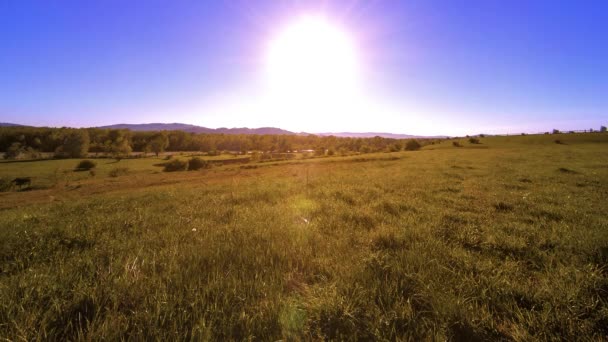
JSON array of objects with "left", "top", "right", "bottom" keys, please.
[{"left": 1, "top": 133, "right": 607, "bottom": 340}]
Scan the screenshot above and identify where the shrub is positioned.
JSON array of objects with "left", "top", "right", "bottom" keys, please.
[
  {"left": 109, "top": 167, "right": 129, "bottom": 177},
  {"left": 452, "top": 141, "right": 462, "bottom": 147},
  {"left": 558, "top": 167, "right": 578, "bottom": 174},
  {"left": 164, "top": 155, "right": 173, "bottom": 160},
  {"left": 4, "top": 142, "right": 24, "bottom": 159},
  {"left": 554, "top": 139, "right": 565, "bottom": 145},
  {"left": 75, "top": 160, "right": 96, "bottom": 171},
  {"left": 405, "top": 140, "right": 421, "bottom": 151},
  {"left": 0, "top": 178, "right": 12, "bottom": 192},
  {"left": 493, "top": 202, "right": 514, "bottom": 212},
  {"left": 188, "top": 157, "right": 209, "bottom": 171},
  {"left": 163, "top": 159, "right": 187, "bottom": 172},
  {"left": 389, "top": 143, "right": 402, "bottom": 152},
  {"left": 468, "top": 138, "right": 480, "bottom": 144}
]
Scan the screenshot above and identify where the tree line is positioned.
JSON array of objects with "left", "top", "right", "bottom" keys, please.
[{"left": 0, "top": 126, "right": 422, "bottom": 159}]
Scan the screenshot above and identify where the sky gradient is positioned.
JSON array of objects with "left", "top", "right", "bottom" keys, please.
[{"left": 1, "top": 0, "right": 607, "bottom": 135}]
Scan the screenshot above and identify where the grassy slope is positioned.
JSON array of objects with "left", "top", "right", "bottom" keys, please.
[{"left": 1, "top": 134, "right": 608, "bottom": 340}]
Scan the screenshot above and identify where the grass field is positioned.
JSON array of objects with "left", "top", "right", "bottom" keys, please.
[{"left": 1, "top": 133, "right": 608, "bottom": 340}]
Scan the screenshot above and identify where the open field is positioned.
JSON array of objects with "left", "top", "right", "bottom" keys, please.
[{"left": 1, "top": 134, "right": 608, "bottom": 340}]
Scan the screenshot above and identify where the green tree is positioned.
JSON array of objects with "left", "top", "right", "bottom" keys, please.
[
  {"left": 147, "top": 134, "right": 169, "bottom": 157},
  {"left": 601, "top": 126, "right": 607, "bottom": 132},
  {"left": 55, "top": 130, "right": 90, "bottom": 158},
  {"left": 4, "top": 142, "right": 24, "bottom": 159},
  {"left": 110, "top": 138, "right": 132, "bottom": 159},
  {"left": 405, "top": 140, "right": 421, "bottom": 151},
  {"left": 107, "top": 130, "right": 132, "bottom": 159},
  {"left": 389, "top": 143, "right": 402, "bottom": 152}
]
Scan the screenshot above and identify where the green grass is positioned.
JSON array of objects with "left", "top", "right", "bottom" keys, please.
[{"left": 1, "top": 134, "right": 608, "bottom": 340}]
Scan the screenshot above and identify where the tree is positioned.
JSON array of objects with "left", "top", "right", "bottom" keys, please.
[
  {"left": 147, "top": 134, "right": 169, "bottom": 157},
  {"left": 110, "top": 138, "right": 132, "bottom": 159},
  {"left": 55, "top": 130, "right": 90, "bottom": 158},
  {"left": 405, "top": 140, "right": 421, "bottom": 151},
  {"left": 552, "top": 129, "right": 560, "bottom": 134},
  {"left": 601, "top": 126, "right": 607, "bottom": 132},
  {"left": 4, "top": 142, "right": 24, "bottom": 159},
  {"left": 389, "top": 143, "right": 402, "bottom": 152},
  {"left": 108, "top": 130, "right": 132, "bottom": 159}
]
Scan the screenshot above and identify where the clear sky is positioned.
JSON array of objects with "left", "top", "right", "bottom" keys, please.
[{"left": 1, "top": 0, "right": 607, "bottom": 135}]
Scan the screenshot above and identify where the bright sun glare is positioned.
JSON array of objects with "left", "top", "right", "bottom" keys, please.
[{"left": 264, "top": 15, "right": 361, "bottom": 129}]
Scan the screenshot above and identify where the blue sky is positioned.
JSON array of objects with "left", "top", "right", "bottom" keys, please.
[{"left": 1, "top": 0, "right": 607, "bottom": 135}]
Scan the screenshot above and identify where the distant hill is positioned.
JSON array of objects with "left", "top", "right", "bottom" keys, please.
[
  {"left": 99, "top": 124, "right": 444, "bottom": 138},
  {"left": 317, "top": 132, "right": 447, "bottom": 139},
  {"left": 0, "top": 122, "right": 28, "bottom": 127},
  {"left": 3, "top": 121, "right": 441, "bottom": 138},
  {"left": 97, "top": 123, "right": 296, "bottom": 135}
]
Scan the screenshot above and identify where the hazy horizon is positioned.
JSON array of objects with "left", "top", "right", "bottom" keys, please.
[{"left": 1, "top": 1, "right": 607, "bottom": 135}]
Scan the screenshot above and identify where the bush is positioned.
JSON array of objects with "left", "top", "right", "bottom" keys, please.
[
  {"left": 359, "top": 146, "right": 371, "bottom": 154},
  {"left": 388, "top": 143, "right": 402, "bottom": 152},
  {"left": 452, "top": 141, "right": 462, "bottom": 147},
  {"left": 164, "top": 155, "right": 173, "bottom": 160},
  {"left": 188, "top": 157, "right": 209, "bottom": 171},
  {"left": 4, "top": 142, "right": 24, "bottom": 159},
  {"left": 468, "top": 138, "right": 480, "bottom": 144},
  {"left": 0, "top": 178, "right": 12, "bottom": 192},
  {"left": 405, "top": 140, "right": 421, "bottom": 151},
  {"left": 109, "top": 167, "right": 129, "bottom": 177},
  {"left": 75, "top": 160, "right": 96, "bottom": 171},
  {"left": 163, "top": 159, "right": 187, "bottom": 172}
]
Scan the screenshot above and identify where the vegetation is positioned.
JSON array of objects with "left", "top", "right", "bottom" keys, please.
[
  {"left": 146, "top": 133, "right": 169, "bottom": 156},
  {"left": 187, "top": 157, "right": 209, "bottom": 171},
  {"left": 108, "top": 167, "right": 129, "bottom": 178},
  {"left": 75, "top": 160, "right": 96, "bottom": 171},
  {"left": 163, "top": 159, "right": 188, "bottom": 172},
  {"left": 54, "top": 130, "right": 90, "bottom": 158},
  {"left": 405, "top": 139, "right": 421, "bottom": 151},
  {"left": 0, "top": 133, "right": 607, "bottom": 340},
  {"left": 0, "top": 126, "right": 434, "bottom": 157}
]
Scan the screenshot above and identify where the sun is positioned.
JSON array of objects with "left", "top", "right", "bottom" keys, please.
[{"left": 264, "top": 15, "right": 360, "bottom": 124}]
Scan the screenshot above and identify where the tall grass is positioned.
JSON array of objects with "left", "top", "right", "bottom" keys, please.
[{"left": 1, "top": 136, "right": 607, "bottom": 339}]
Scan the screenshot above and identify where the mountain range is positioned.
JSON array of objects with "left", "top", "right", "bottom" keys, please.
[
  {"left": 97, "top": 123, "right": 296, "bottom": 135},
  {"left": 1, "top": 122, "right": 443, "bottom": 138}
]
